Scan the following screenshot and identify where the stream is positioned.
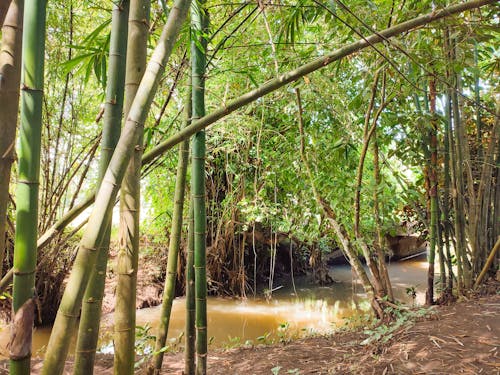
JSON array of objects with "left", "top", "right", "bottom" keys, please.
[{"left": 0, "top": 255, "right": 428, "bottom": 357}]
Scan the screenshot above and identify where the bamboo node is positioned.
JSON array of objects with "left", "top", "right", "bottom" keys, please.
[
  {"left": 150, "top": 59, "right": 165, "bottom": 70},
  {"left": 116, "top": 271, "right": 135, "bottom": 276},
  {"left": 75, "top": 348, "right": 98, "bottom": 353},
  {"left": 20, "top": 85, "right": 43, "bottom": 93},
  {"left": 84, "top": 297, "right": 102, "bottom": 303},
  {"left": 102, "top": 178, "right": 118, "bottom": 188},
  {"left": 17, "top": 179, "right": 39, "bottom": 185},
  {"left": 114, "top": 327, "right": 133, "bottom": 333},
  {"left": 81, "top": 245, "right": 98, "bottom": 252},
  {"left": 127, "top": 118, "right": 145, "bottom": 129},
  {"left": 61, "top": 311, "right": 80, "bottom": 318},
  {"left": 12, "top": 269, "right": 35, "bottom": 276},
  {"left": 125, "top": 81, "right": 140, "bottom": 88},
  {"left": 128, "top": 18, "right": 150, "bottom": 27}
]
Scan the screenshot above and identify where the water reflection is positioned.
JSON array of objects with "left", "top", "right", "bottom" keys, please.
[{"left": 0, "top": 255, "right": 428, "bottom": 357}]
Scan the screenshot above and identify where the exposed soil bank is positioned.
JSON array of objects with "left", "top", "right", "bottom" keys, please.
[{"left": 2, "top": 282, "right": 498, "bottom": 374}]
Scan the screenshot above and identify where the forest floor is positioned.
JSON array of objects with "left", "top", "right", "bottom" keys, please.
[{"left": 4, "top": 280, "right": 498, "bottom": 375}]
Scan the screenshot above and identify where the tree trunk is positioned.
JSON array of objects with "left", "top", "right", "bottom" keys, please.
[
  {"left": 41, "top": 1, "right": 191, "bottom": 373},
  {"left": 295, "top": 88, "right": 382, "bottom": 317},
  {"left": 9, "top": 0, "right": 45, "bottom": 373},
  {"left": 372, "top": 126, "right": 394, "bottom": 301}
]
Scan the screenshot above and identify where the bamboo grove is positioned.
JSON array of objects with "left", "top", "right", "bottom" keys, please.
[{"left": 0, "top": 0, "right": 498, "bottom": 374}]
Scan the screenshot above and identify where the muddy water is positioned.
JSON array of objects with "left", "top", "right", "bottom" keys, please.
[{"left": 0, "top": 255, "right": 428, "bottom": 357}]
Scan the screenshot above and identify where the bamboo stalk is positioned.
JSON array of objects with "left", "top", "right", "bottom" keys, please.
[
  {"left": 0, "top": 0, "right": 23, "bottom": 279},
  {"left": 113, "top": 0, "right": 150, "bottom": 373},
  {"left": 9, "top": 0, "right": 45, "bottom": 373},
  {"left": 191, "top": 1, "right": 208, "bottom": 372},
  {"left": 0, "top": 0, "right": 12, "bottom": 26},
  {"left": 474, "top": 236, "right": 500, "bottom": 289},
  {"left": 0, "top": 0, "right": 494, "bottom": 299},
  {"left": 151, "top": 86, "right": 191, "bottom": 374},
  {"left": 426, "top": 78, "right": 438, "bottom": 306},
  {"left": 142, "top": 0, "right": 496, "bottom": 166},
  {"left": 74, "top": 2, "right": 129, "bottom": 372},
  {"left": 41, "top": 1, "right": 191, "bottom": 373},
  {"left": 185, "top": 203, "right": 196, "bottom": 374}
]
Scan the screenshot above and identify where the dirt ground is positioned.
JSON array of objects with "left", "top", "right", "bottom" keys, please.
[{"left": 2, "top": 283, "right": 498, "bottom": 375}]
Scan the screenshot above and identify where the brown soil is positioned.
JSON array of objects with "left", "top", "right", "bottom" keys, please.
[
  {"left": 102, "top": 250, "right": 166, "bottom": 313},
  {"left": 2, "top": 284, "right": 498, "bottom": 375}
]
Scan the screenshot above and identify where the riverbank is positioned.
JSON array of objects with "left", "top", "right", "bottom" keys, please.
[{"left": 3, "top": 281, "right": 498, "bottom": 374}]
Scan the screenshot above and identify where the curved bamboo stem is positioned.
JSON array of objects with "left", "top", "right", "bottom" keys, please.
[{"left": 143, "top": 0, "right": 495, "bottom": 166}]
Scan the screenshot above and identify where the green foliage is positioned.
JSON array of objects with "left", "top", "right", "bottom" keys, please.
[
  {"left": 257, "top": 332, "right": 273, "bottom": 345},
  {"left": 62, "top": 18, "right": 111, "bottom": 90},
  {"left": 134, "top": 324, "right": 156, "bottom": 356},
  {"left": 132, "top": 324, "right": 185, "bottom": 368},
  {"left": 361, "top": 305, "right": 436, "bottom": 346}
]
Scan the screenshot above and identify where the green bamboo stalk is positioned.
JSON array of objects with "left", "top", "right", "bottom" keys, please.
[
  {"left": 0, "top": 198, "right": 93, "bottom": 294},
  {"left": 74, "top": 2, "right": 129, "bottom": 373},
  {"left": 151, "top": 87, "right": 192, "bottom": 374},
  {"left": 474, "top": 40, "right": 482, "bottom": 159},
  {"left": 0, "top": 0, "right": 492, "bottom": 299},
  {"left": 425, "top": 79, "right": 438, "bottom": 306},
  {"left": 442, "top": 78, "right": 453, "bottom": 292},
  {"left": 41, "top": 1, "right": 191, "bottom": 373},
  {"left": 113, "top": 0, "right": 150, "bottom": 373},
  {"left": 474, "top": 106, "right": 499, "bottom": 276},
  {"left": 474, "top": 236, "right": 500, "bottom": 288},
  {"left": 142, "top": 0, "right": 495, "bottom": 166},
  {"left": 494, "top": 142, "right": 500, "bottom": 249},
  {"left": 185, "top": 203, "right": 196, "bottom": 375},
  {"left": 451, "top": 71, "right": 472, "bottom": 289},
  {"left": 9, "top": 0, "right": 45, "bottom": 373},
  {"left": 443, "top": 29, "right": 465, "bottom": 292},
  {"left": 0, "top": 0, "right": 23, "bottom": 279},
  {"left": 447, "top": 91, "right": 464, "bottom": 291},
  {"left": 191, "top": 1, "right": 208, "bottom": 372}
]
